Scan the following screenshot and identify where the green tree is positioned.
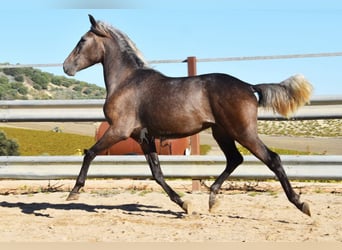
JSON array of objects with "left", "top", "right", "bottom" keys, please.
[{"left": 0, "top": 131, "right": 20, "bottom": 156}]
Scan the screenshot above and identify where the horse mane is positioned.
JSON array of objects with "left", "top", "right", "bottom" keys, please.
[{"left": 94, "top": 21, "right": 147, "bottom": 68}]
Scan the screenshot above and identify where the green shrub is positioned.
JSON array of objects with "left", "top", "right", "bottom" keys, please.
[
  {"left": 31, "top": 71, "right": 49, "bottom": 89},
  {"left": 14, "top": 75, "right": 24, "bottom": 82},
  {"left": 0, "top": 131, "right": 20, "bottom": 156}
]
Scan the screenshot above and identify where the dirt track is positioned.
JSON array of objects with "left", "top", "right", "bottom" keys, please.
[
  {"left": 1, "top": 123, "right": 341, "bottom": 242},
  {"left": 0, "top": 180, "right": 341, "bottom": 242}
]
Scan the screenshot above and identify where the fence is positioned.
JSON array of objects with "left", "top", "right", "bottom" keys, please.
[
  {"left": 0, "top": 96, "right": 341, "bottom": 180},
  {"left": 0, "top": 155, "right": 341, "bottom": 180},
  {"left": 1, "top": 51, "right": 342, "bottom": 68},
  {"left": 0, "top": 54, "right": 341, "bottom": 181},
  {"left": 0, "top": 95, "right": 341, "bottom": 122}
]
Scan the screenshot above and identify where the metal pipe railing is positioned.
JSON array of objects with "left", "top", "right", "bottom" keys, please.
[
  {"left": 1, "top": 96, "right": 341, "bottom": 122},
  {"left": 0, "top": 155, "right": 341, "bottom": 180}
]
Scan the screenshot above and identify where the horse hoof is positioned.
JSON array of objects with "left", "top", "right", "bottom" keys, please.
[
  {"left": 66, "top": 192, "right": 80, "bottom": 201},
  {"left": 208, "top": 192, "right": 216, "bottom": 210},
  {"left": 182, "top": 200, "right": 194, "bottom": 215},
  {"left": 209, "top": 199, "right": 221, "bottom": 213},
  {"left": 301, "top": 202, "right": 311, "bottom": 217}
]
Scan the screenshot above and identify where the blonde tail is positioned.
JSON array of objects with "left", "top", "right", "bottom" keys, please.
[{"left": 254, "top": 74, "right": 313, "bottom": 118}]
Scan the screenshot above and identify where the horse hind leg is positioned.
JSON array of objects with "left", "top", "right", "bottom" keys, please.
[
  {"left": 67, "top": 126, "right": 127, "bottom": 201},
  {"left": 237, "top": 135, "right": 311, "bottom": 216},
  {"left": 209, "top": 126, "right": 243, "bottom": 212}
]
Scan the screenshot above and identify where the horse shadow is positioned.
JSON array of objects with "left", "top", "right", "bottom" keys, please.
[{"left": 0, "top": 201, "right": 184, "bottom": 218}]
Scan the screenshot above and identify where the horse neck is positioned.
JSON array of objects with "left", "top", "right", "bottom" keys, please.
[{"left": 102, "top": 40, "right": 142, "bottom": 95}]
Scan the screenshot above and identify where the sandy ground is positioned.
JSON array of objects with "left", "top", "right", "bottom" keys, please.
[
  {"left": 1, "top": 123, "right": 341, "bottom": 242},
  {"left": 0, "top": 179, "right": 341, "bottom": 242}
]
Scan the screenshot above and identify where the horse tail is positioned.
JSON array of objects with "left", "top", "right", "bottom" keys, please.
[{"left": 253, "top": 74, "right": 313, "bottom": 118}]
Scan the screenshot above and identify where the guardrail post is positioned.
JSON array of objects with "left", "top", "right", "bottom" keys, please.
[{"left": 186, "top": 56, "right": 202, "bottom": 192}]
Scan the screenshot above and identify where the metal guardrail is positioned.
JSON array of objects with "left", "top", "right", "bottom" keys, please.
[
  {"left": 0, "top": 96, "right": 341, "bottom": 181},
  {"left": 1, "top": 52, "right": 342, "bottom": 68},
  {"left": 0, "top": 99, "right": 105, "bottom": 122},
  {"left": 0, "top": 155, "right": 341, "bottom": 180},
  {"left": 0, "top": 95, "right": 341, "bottom": 122}
]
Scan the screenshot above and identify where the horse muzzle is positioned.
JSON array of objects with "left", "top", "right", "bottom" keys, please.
[{"left": 63, "top": 62, "right": 77, "bottom": 76}]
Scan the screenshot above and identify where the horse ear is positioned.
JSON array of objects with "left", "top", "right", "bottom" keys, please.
[
  {"left": 88, "top": 14, "right": 97, "bottom": 28},
  {"left": 88, "top": 14, "right": 107, "bottom": 37}
]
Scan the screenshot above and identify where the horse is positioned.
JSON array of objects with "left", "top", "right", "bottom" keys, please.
[{"left": 63, "top": 14, "right": 313, "bottom": 216}]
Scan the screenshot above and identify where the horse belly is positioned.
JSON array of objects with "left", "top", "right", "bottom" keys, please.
[
  {"left": 141, "top": 108, "right": 213, "bottom": 138},
  {"left": 139, "top": 80, "right": 214, "bottom": 137}
]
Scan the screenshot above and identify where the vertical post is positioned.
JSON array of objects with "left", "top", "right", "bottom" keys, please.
[
  {"left": 186, "top": 57, "right": 200, "bottom": 156},
  {"left": 186, "top": 56, "right": 201, "bottom": 192}
]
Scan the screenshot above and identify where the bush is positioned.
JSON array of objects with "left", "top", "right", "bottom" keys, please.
[
  {"left": 11, "top": 82, "right": 28, "bottom": 95},
  {"left": 17, "top": 84, "right": 28, "bottom": 95},
  {"left": 61, "top": 79, "right": 73, "bottom": 88},
  {"left": 51, "top": 76, "right": 63, "bottom": 86},
  {"left": 0, "top": 131, "right": 20, "bottom": 156},
  {"left": 14, "top": 75, "right": 24, "bottom": 82},
  {"left": 33, "top": 83, "right": 42, "bottom": 90},
  {"left": 82, "top": 88, "right": 92, "bottom": 95},
  {"left": 31, "top": 71, "right": 49, "bottom": 89},
  {"left": 3, "top": 67, "right": 22, "bottom": 77},
  {"left": 0, "top": 62, "right": 106, "bottom": 100},
  {"left": 0, "top": 76, "right": 9, "bottom": 85},
  {"left": 72, "top": 85, "right": 83, "bottom": 92}
]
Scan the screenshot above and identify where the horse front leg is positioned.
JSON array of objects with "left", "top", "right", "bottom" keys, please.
[
  {"left": 139, "top": 136, "right": 193, "bottom": 214},
  {"left": 66, "top": 148, "right": 96, "bottom": 200},
  {"left": 67, "top": 127, "right": 126, "bottom": 201}
]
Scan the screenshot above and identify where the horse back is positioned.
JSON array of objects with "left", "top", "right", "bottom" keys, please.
[{"left": 128, "top": 70, "right": 257, "bottom": 137}]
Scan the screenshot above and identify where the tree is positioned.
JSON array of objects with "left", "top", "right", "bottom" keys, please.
[{"left": 0, "top": 131, "right": 20, "bottom": 156}]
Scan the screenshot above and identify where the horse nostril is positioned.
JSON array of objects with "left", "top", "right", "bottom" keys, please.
[{"left": 63, "top": 63, "right": 76, "bottom": 76}]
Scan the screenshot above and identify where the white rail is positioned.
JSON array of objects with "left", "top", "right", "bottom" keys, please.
[
  {"left": 0, "top": 95, "right": 341, "bottom": 122},
  {"left": 1, "top": 51, "right": 342, "bottom": 68},
  {"left": 0, "top": 155, "right": 341, "bottom": 180},
  {"left": 0, "top": 96, "right": 341, "bottom": 180}
]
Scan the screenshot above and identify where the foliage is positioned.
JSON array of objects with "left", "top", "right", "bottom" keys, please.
[
  {"left": 257, "top": 119, "right": 342, "bottom": 137},
  {"left": 30, "top": 69, "right": 50, "bottom": 89},
  {"left": 0, "top": 127, "right": 94, "bottom": 156},
  {"left": 0, "top": 64, "right": 106, "bottom": 100},
  {"left": 0, "top": 75, "right": 28, "bottom": 100},
  {"left": 0, "top": 130, "right": 20, "bottom": 156}
]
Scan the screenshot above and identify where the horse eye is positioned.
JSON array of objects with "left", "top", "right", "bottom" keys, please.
[
  {"left": 76, "top": 38, "right": 86, "bottom": 51},
  {"left": 78, "top": 38, "right": 86, "bottom": 45}
]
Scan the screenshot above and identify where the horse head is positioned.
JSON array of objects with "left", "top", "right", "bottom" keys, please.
[
  {"left": 64, "top": 14, "right": 146, "bottom": 78},
  {"left": 63, "top": 15, "right": 108, "bottom": 76}
]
